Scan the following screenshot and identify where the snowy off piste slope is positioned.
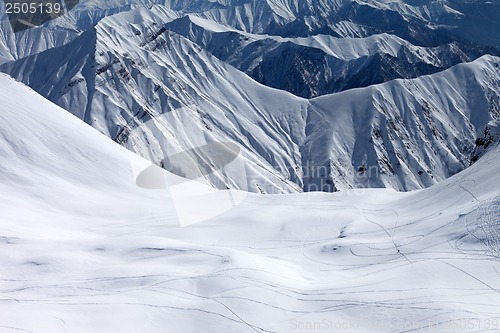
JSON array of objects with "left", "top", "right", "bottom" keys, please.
[
  {"left": 1, "top": 3, "right": 499, "bottom": 194},
  {"left": 1, "top": 75, "right": 500, "bottom": 332}
]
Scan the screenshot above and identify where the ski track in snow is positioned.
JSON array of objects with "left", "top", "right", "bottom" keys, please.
[
  {"left": 1, "top": 194, "right": 500, "bottom": 333},
  {"left": 467, "top": 196, "right": 500, "bottom": 260}
]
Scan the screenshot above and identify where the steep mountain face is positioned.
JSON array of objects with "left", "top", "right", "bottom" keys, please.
[
  {"left": 1, "top": 5, "right": 498, "bottom": 193},
  {"left": 0, "top": 7, "right": 309, "bottom": 194},
  {"left": 185, "top": 0, "right": 500, "bottom": 48},
  {"left": 0, "top": 0, "right": 176, "bottom": 64},
  {"left": 304, "top": 58, "right": 500, "bottom": 191},
  {"left": 432, "top": 0, "right": 500, "bottom": 48},
  {"left": 470, "top": 119, "right": 500, "bottom": 164},
  {"left": 165, "top": 14, "right": 490, "bottom": 98},
  {"left": 0, "top": 21, "right": 78, "bottom": 65},
  {"left": 1, "top": 0, "right": 498, "bottom": 65}
]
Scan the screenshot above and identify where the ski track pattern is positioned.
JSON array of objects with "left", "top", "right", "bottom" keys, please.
[{"left": 471, "top": 196, "right": 500, "bottom": 259}]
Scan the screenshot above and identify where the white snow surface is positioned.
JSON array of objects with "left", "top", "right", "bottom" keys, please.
[{"left": 1, "top": 74, "right": 500, "bottom": 332}]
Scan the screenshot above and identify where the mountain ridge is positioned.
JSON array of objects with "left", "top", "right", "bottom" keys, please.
[
  {"left": 164, "top": 14, "right": 494, "bottom": 98},
  {"left": 1, "top": 6, "right": 498, "bottom": 193}
]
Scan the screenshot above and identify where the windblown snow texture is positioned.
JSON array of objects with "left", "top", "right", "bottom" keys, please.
[{"left": 0, "top": 73, "right": 499, "bottom": 333}]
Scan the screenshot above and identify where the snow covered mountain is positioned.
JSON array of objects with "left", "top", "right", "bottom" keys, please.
[
  {"left": 0, "top": 0, "right": 499, "bottom": 194},
  {"left": 175, "top": 0, "right": 500, "bottom": 47},
  {"left": 0, "top": 11, "right": 308, "bottom": 194},
  {"left": 164, "top": 14, "right": 491, "bottom": 98},
  {"left": 1, "top": 0, "right": 498, "bottom": 63},
  {"left": 1, "top": 4, "right": 498, "bottom": 193},
  {"left": 0, "top": 0, "right": 178, "bottom": 64},
  {"left": 1, "top": 72, "right": 500, "bottom": 333}
]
